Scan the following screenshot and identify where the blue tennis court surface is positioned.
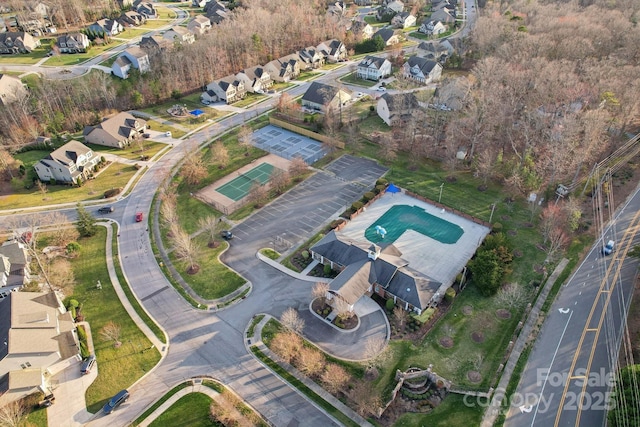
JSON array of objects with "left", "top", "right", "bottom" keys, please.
[{"left": 251, "top": 125, "right": 326, "bottom": 164}]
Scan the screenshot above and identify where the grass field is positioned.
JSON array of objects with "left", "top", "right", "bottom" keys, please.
[
  {"left": 84, "top": 140, "right": 167, "bottom": 161},
  {"left": 44, "top": 43, "right": 124, "bottom": 66},
  {"left": 149, "top": 393, "right": 216, "bottom": 427},
  {"left": 67, "top": 227, "right": 161, "bottom": 413}
]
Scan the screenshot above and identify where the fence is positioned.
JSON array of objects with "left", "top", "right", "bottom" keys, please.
[
  {"left": 405, "top": 190, "right": 493, "bottom": 228},
  {"left": 269, "top": 116, "right": 345, "bottom": 149}
]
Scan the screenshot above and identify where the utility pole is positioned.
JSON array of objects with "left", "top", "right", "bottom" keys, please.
[{"left": 439, "top": 183, "right": 444, "bottom": 203}]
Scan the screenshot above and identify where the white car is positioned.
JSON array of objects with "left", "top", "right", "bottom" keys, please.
[{"left": 376, "top": 86, "right": 387, "bottom": 92}]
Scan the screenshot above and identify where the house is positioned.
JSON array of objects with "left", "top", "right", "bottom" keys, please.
[
  {"left": 328, "top": 1, "right": 346, "bottom": 17},
  {"left": 0, "top": 17, "right": 7, "bottom": 33},
  {"left": 111, "top": 46, "right": 150, "bottom": 79},
  {"left": 32, "top": 2, "right": 49, "bottom": 18},
  {"left": 163, "top": 26, "right": 195, "bottom": 44},
  {"left": 0, "top": 32, "right": 40, "bottom": 54},
  {"left": 118, "top": 10, "right": 147, "bottom": 27},
  {"left": 0, "top": 292, "right": 78, "bottom": 407},
  {"left": 298, "top": 46, "right": 325, "bottom": 70},
  {"left": 373, "top": 28, "right": 401, "bottom": 46},
  {"left": 301, "top": 81, "right": 352, "bottom": 113},
  {"left": 432, "top": 0, "right": 457, "bottom": 15},
  {"left": 310, "top": 231, "right": 441, "bottom": 314},
  {"left": 349, "top": 20, "right": 375, "bottom": 40},
  {"left": 83, "top": 112, "right": 147, "bottom": 148},
  {"left": 416, "top": 39, "right": 453, "bottom": 62},
  {"left": 88, "top": 19, "right": 123, "bottom": 37},
  {"left": 193, "top": 0, "right": 210, "bottom": 7},
  {"left": 354, "top": 0, "right": 374, "bottom": 5},
  {"left": 136, "top": 2, "right": 158, "bottom": 19},
  {"left": 139, "top": 35, "right": 172, "bottom": 53},
  {"left": 0, "top": 74, "right": 28, "bottom": 106},
  {"left": 0, "top": 240, "right": 31, "bottom": 296},
  {"left": 204, "top": 0, "right": 228, "bottom": 24},
  {"left": 377, "top": 0, "right": 404, "bottom": 20},
  {"left": 202, "top": 75, "right": 246, "bottom": 104},
  {"left": 386, "top": 0, "right": 405, "bottom": 13},
  {"left": 317, "top": 39, "right": 347, "bottom": 63},
  {"left": 377, "top": 92, "right": 420, "bottom": 126},
  {"left": 264, "top": 55, "right": 301, "bottom": 83},
  {"left": 55, "top": 33, "right": 90, "bottom": 53},
  {"left": 391, "top": 12, "right": 416, "bottom": 28},
  {"left": 236, "top": 66, "right": 272, "bottom": 93},
  {"left": 187, "top": 15, "right": 211, "bottom": 35},
  {"left": 356, "top": 55, "right": 392, "bottom": 81},
  {"left": 418, "top": 19, "right": 447, "bottom": 36},
  {"left": 402, "top": 55, "right": 443, "bottom": 84},
  {"left": 430, "top": 8, "right": 455, "bottom": 24},
  {"left": 33, "top": 140, "right": 100, "bottom": 184}
]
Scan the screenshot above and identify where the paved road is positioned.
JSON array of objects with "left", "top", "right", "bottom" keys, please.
[{"left": 503, "top": 185, "right": 640, "bottom": 427}]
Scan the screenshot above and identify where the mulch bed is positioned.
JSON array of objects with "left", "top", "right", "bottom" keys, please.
[
  {"left": 462, "top": 305, "right": 473, "bottom": 316},
  {"left": 471, "top": 331, "right": 485, "bottom": 343},
  {"left": 467, "top": 371, "right": 482, "bottom": 383},
  {"left": 513, "top": 250, "right": 523, "bottom": 258},
  {"left": 496, "top": 309, "right": 512, "bottom": 319},
  {"left": 439, "top": 337, "right": 454, "bottom": 348},
  {"left": 333, "top": 314, "right": 358, "bottom": 330}
]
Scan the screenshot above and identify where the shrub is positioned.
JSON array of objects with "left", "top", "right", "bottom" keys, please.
[
  {"left": 77, "top": 325, "right": 87, "bottom": 341},
  {"left": 50, "top": 178, "right": 57, "bottom": 186},
  {"left": 369, "top": 105, "right": 375, "bottom": 112},
  {"left": 363, "top": 192, "right": 375, "bottom": 202},
  {"left": 66, "top": 241, "right": 81, "bottom": 254},
  {"left": 492, "top": 222, "right": 503, "bottom": 232},
  {"left": 352, "top": 201, "right": 364, "bottom": 211},
  {"left": 376, "top": 178, "right": 388, "bottom": 186},
  {"left": 375, "top": 184, "right": 386, "bottom": 194},
  {"left": 444, "top": 287, "right": 456, "bottom": 303},
  {"left": 104, "top": 187, "right": 122, "bottom": 198},
  {"left": 301, "top": 250, "right": 310, "bottom": 259},
  {"left": 323, "top": 263, "right": 332, "bottom": 276},
  {"left": 386, "top": 298, "right": 395, "bottom": 311},
  {"left": 100, "top": 156, "right": 106, "bottom": 164}
]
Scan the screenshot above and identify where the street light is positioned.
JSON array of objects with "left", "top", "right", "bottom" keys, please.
[{"left": 438, "top": 183, "right": 444, "bottom": 203}]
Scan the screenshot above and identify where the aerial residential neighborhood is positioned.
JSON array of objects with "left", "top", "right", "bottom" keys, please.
[{"left": 0, "top": 0, "right": 639, "bottom": 426}]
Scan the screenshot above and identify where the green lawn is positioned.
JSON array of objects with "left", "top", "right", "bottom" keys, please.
[
  {"left": 2, "top": 158, "right": 137, "bottom": 210},
  {"left": 0, "top": 50, "right": 47, "bottom": 64},
  {"left": 24, "top": 406, "right": 47, "bottom": 427},
  {"left": 394, "top": 393, "right": 484, "bottom": 426},
  {"left": 67, "top": 227, "right": 161, "bottom": 413},
  {"left": 145, "top": 119, "right": 187, "bottom": 138},
  {"left": 339, "top": 72, "right": 378, "bottom": 87},
  {"left": 44, "top": 43, "right": 125, "bottom": 66},
  {"left": 297, "top": 71, "right": 322, "bottom": 81},
  {"left": 114, "top": 28, "right": 152, "bottom": 40},
  {"left": 84, "top": 140, "right": 167, "bottom": 161},
  {"left": 149, "top": 393, "right": 217, "bottom": 427},
  {"left": 133, "top": 383, "right": 190, "bottom": 426}
]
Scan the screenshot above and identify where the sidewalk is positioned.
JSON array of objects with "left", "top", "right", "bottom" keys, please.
[
  {"left": 247, "top": 314, "right": 374, "bottom": 427},
  {"left": 480, "top": 258, "right": 569, "bottom": 427}
]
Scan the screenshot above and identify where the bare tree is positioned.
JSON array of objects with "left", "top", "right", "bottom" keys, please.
[
  {"left": 180, "top": 151, "right": 207, "bottom": 186},
  {"left": 321, "top": 363, "right": 351, "bottom": 395},
  {"left": 539, "top": 204, "right": 565, "bottom": 244},
  {"left": 269, "top": 170, "right": 290, "bottom": 196},
  {"left": 280, "top": 307, "right": 305, "bottom": 334},
  {"left": 44, "top": 211, "right": 79, "bottom": 247},
  {"left": 198, "top": 216, "right": 219, "bottom": 247},
  {"left": 0, "top": 397, "right": 27, "bottom": 427},
  {"left": 211, "top": 140, "right": 229, "bottom": 169},
  {"left": 170, "top": 223, "right": 200, "bottom": 273},
  {"left": 237, "top": 125, "right": 253, "bottom": 155},
  {"left": 363, "top": 336, "right": 388, "bottom": 368},
  {"left": 36, "top": 180, "right": 48, "bottom": 199},
  {"left": 312, "top": 281, "right": 329, "bottom": 306},
  {"left": 350, "top": 381, "right": 381, "bottom": 417},
  {"left": 546, "top": 226, "right": 570, "bottom": 261},
  {"left": 378, "top": 133, "right": 398, "bottom": 162},
  {"left": 495, "top": 283, "right": 530, "bottom": 309},
  {"left": 333, "top": 296, "right": 353, "bottom": 322},
  {"left": 160, "top": 187, "right": 178, "bottom": 228},
  {"left": 100, "top": 321, "right": 122, "bottom": 348},
  {"left": 270, "top": 331, "right": 302, "bottom": 364},
  {"left": 297, "top": 347, "right": 325, "bottom": 377},
  {"left": 393, "top": 306, "right": 408, "bottom": 328},
  {"left": 0, "top": 149, "right": 17, "bottom": 180},
  {"left": 288, "top": 157, "right": 308, "bottom": 179},
  {"left": 246, "top": 182, "right": 268, "bottom": 208}
]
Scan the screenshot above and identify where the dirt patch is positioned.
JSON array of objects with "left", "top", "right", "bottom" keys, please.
[
  {"left": 187, "top": 265, "right": 200, "bottom": 274},
  {"left": 471, "top": 331, "right": 485, "bottom": 343},
  {"left": 513, "top": 250, "right": 523, "bottom": 258},
  {"left": 477, "top": 185, "right": 487, "bottom": 192},
  {"left": 496, "top": 309, "right": 512, "bottom": 319},
  {"left": 501, "top": 215, "right": 511, "bottom": 221},
  {"left": 462, "top": 305, "right": 473, "bottom": 316},
  {"left": 507, "top": 229, "right": 517, "bottom": 236},
  {"left": 439, "top": 337, "right": 454, "bottom": 348},
  {"left": 446, "top": 176, "right": 457, "bottom": 183},
  {"left": 533, "top": 264, "right": 545, "bottom": 274},
  {"left": 467, "top": 371, "right": 482, "bottom": 383}
]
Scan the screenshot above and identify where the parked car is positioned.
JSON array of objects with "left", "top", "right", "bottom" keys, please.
[
  {"left": 38, "top": 394, "right": 55, "bottom": 408},
  {"left": 142, "top": 133, "right": 150, "bottom": 138},
  {"left": 103, "top": 389, "right": 129, "bottom": 414},
  {"left": 221, "top": 230, "right": 233, "bottom": 240},
  {"left": 135, "top": 212, "right": 143, "bottom": 222},
  {"left": 98, "top": 206, "right": 114, "bottom": 214},
  {"left": 80, "top": 354, "right": 96, "bottom": 375},
  {"left": 602, "top": 240, "right": 615, "bottom": 256},
  {"left": 376, "top": 86, "right": 387, "bottom": 92},
  {"left": 165, "top": 131, "right": 172, "bottom": 137}
]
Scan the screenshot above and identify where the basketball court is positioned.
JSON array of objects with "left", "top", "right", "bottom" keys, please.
[{"left": 251, "top": 125, "right": 326, "bottom": 164}]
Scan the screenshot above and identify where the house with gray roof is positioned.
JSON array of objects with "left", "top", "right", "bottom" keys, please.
[
  {"left": 136, "top": 1, "right": 158, "bottom": 19},
  {"left": 301, "top": 81, "right": 352, "bottom": 113},
  {"left": 349, "top": 20, "right": 374, "bottom": 40},
  {"left": 0, "top": 32, "right": 40, "bottom": 54},
  {"left": 373, "top": 28, "right": 401, "bottom": 46},
  {"left": 376, "top": 92, "right": 421, "bottom": 126},
  {"left": 236, "top": 66, "right": 272, "bottom": 93},
  {"left": 402, "top": 55, "right": 443, "bottom": 84},
  {"left": 163, "top": 26, "right": 195, "bottom": 45},
  {"left": 88, "top": 19, "right": 123, "bottom": 37},
  {"left": 187, "top": 15, "right": 211, "bottom": 35},
  {"left": 139, "top": 35, "right": 172, "bottom": 53},
  {"left": 111, "top": 46, "right": 150, "bottom": 79},
  {"left": 0, "top": 240, "right": 31, "bottom": 296},
  {"left": 83, "top": 112, "right": 147, "bottom": 148},
  {"left": 316, "top": 39, "right": 347, "bottom": 63},
  {"left": 34, "top": 140, "right": 99, "bottom": 184},
  {"left": 0, "top": 292, "right": 77, "bottom": 407},
  {"left": 204, "top": 0, "right": 228, "bottom": 24},
  {"left": 264, "top": 55, "right": 301, "bottom": 83},
  {"left": 310, "top": 231, "right": 441, "bottom": 314},
  {"left": 416, "top": 39, "right": 453, "bottom": 63},
  {"left": 55, "top": 33, "right": 90, "bottom": 53},
  {"left": 356, "top": 55, "right": 392, "bottom": 81},
  {"left": 298, "top": 46, "right": 325, "bottom": 70},
  {"left": 118, "top": 10, "right": 147, "bottom": 27},
  {"left": 202, "top": 75, "right": 246, "bottom": 104},
  {"left": 391, "top": 11, "right": 416, "bottom": 28}
]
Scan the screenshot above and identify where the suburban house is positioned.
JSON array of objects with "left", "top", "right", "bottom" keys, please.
[
  {"left": 88, "top": 19, "right": 123, "bottom": 37},
  {"left": 163, "top": 26, "right": 195, "bottom": 45},
  {"left": 433, "top": 0, "right": 457, "bottom": 15},
  {"left": 0, "top": 291, "right": 78, "bottom": 406},
  {"left": 317, "top": 39, "right": 348, "bottom": 63},
  {"left": 187, "top": 15, "right": 211, "bottom": 35},
  {"left": 298, "top": 46, "right": 325, "bottom": 70},
  {"left": 377, "top": 92, "right": 420, "bottom": 126},
  {"left": 55, "top": 33, "right": 90, "bottom": 53},
  {"left": 33, "top": 140, "right": 100, "bottom": 184},
  {"left": 0, "top": 240, "right": 31, "bottom": 297},
  {"left": 377, "top": 0, "right": 404, "bottom": 20},
  {"left": 391, "top": 12, "right": 416, "bottom": 28},
  {"left": 327, "top": 1, "right": 346, "bottom": 17},
  {"left": 419, "top": 19, "right": 448, "bottom": 36},
  {"left": 348, "top": 20, "right": 374, "bottom": 40},
  {"left": 236, "top": 66, "right": 272, "bottom": 93},
  {"left": 0, "top": 74, "right": 28, "bottom": 106},
  {"left": 416, "top": 39, "right": 453, "bottom": 62},
  {"left": 310, "top": 231, "right": 441, "bottom": 314},
  {"left": 264, "top": 55, "right": 301, "bottom": 83},
  {"left": 373, "top": 28, "right": 401, "bottom": 46},
  {"left": 83, "top": 112, "right": 147, "bottom": 148},
  {"left": 139, "top": 35, "right": 172, "bottom": 53},
  {"left": 204, "top": 0, "right": 228, "bottom": 24},
  {"left": 118, "top": 10, "right": 147, "bottom": 27},
  {"left": 136, "top": 2, "right": 158, "bottom": 19},
  {"left": 402, "top": 55, "right": 443, "bottom": 84},
  {"left": 356, "top": 55, "right": 392, "bottom": 81},
  {"left": 202, "top": 75, "right": 246, "bottom": 104},
  {"left": 301, "top": 81, "right": 352, "bottom": 113},
  {"left": 0, "top": 32, "right": 41, "bottom": 54},
  {"left": 111, "top": 46, "right": 150, "bottom": 79},
  {"left": 430, "top": 8, "right": 455, "bottom": 25},
  {"left": 355, "top": 0, "right": 373, "bottom": 5},
  {"left": 193, "top": 0, "right": 209, "bottom": 7}
]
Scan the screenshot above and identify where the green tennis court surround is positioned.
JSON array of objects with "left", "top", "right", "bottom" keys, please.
[
  {"left": 216, "top": 163, "right": 276, "bottom": 201},
  {"left": 365, "top": 205, "right": 463, "bottom": 244}
]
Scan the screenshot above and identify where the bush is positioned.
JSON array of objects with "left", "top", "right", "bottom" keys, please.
[
  {"left": 104, "top": 187, "right": 122, "bottom": 198},
  {"left": 386, "top": 298, "right": 395, "bottom": 311},
  {"left": 444, "top": 287, "right": 456, "bottom": 303},
  {"left": 301, "top": 250, "right": 310, "bottom": 259},
  {"left": 492, "top": 222, "right": 503, "bottom": 232},
  {"left": 76, "top": 325, "right": 87, "bottom": 341},
  {"left": 66, "top": 241, "right": 81, "bottom": 254},
  {"left": 369, "top": 105, "right": 375, "bottom": 112},
  {"left": 376, "top": 178, "right": 388, "bottom": 186},
  {"left": 375, "top": 184, "right": 386, "bottom": 194},
  {"left": 323, "top": 263, "right": 332, "bottom": 276},
  {"left": 352, "top": 201, "right": 364, "bottom": 211},
  {"left": 363, "top": 192, "right": 375, "bottom": 202}
]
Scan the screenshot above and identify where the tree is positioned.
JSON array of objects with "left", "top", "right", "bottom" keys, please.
[
  {"left": 312, "top": 281, "right": 329, "bottom": 305},
  {"left": 270, "top": 331, "right": 302, "bottom": 364},
  {"left": 247, "top": 182, "right": 268, "bottom": 208},
  {"left": 36, "top": 180, "right": 48, "bottom": 199},
  {"left": 608, "top": 364, "right": 640, "bottom": 427},
  {"left": 378, "top": 133, "right": 398, "bottom": 162},
  {"left": 321, "top": 363, "right": 351, "bottom": 395},
  {"left": 269, "top": 170, "right": 290, "bottom": 195},
  {"left": 280, "top": 307, "right": 305, "bottom": 334},
  {"left": 0, "top": 397, "right": 27, "bottom": 427},
  {"left": 288, "top": 157, "right": 308, "bottom": 179},
  {"left": 100, "top": 321, "right": 122, "bottom": 348},
  {"left": 76, "top": 203, "right": 97, "bottom": 237},
  {"left": 350, "top": 381, "right": 381, "bottom": 417},
  {"left": 198, "top": 216, "right": 219, "bottom": 247},
  {"left": 170, "top": 223, "right": 200, "bottom": 274},
  {"left": 468, "top": 249, "right": 503, "bottom": 296},
  {"left": 160, "top": 187, "right": 178, "bottom": 228},
  {"left": 297, "top": 347, "right": 325, "bottom": 377},
  {"left": 211, "top": 140, "right": 229, "bottom": 168},
  {"left": 237, "top": 125, "right": 253, "bottom": 155},
  {"left": 45, "top": 211, "right": 79, "bottom": 246},
  {"left": 393, "top": 306, "right": 407, "bottom": 328},
  {"left": 363, "top": 336, "right": 388, "bottom": 368},
  {"left": 180, "top": 150, "right": 207, "bottom": 186}
]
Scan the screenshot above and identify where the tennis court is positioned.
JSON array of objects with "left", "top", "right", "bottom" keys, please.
[
  {"left": 215, "top": 162, "right": 276, "bottom": 201},
  {"left": 365, "top": 205, "right": 464, "bottom": 244},
  {"left": 252, "top": 125, "right": 326, "bottom": 164}
]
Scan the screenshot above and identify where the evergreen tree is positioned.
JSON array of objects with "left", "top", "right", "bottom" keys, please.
[{"left": 76, "top": 204, "right": 97, "bottom": 237}]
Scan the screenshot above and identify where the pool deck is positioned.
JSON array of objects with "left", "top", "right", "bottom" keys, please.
[{"left": 338, "top": 191, "right": 490, "bottom": 291}]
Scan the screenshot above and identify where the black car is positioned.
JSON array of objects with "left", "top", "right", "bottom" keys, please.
[
  {"left": 103, "top": 389, "right": 129, "bottom": 414},
  {"left": 221, "top": 230, "right": 233, "bottom": 240},
  {"left": 98, "top": 206, "right": 114, "bottom": 214}
]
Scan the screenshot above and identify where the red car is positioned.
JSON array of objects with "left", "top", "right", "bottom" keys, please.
[{"left": 135, "top": 212, "right": 143, "bottom": 222}]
